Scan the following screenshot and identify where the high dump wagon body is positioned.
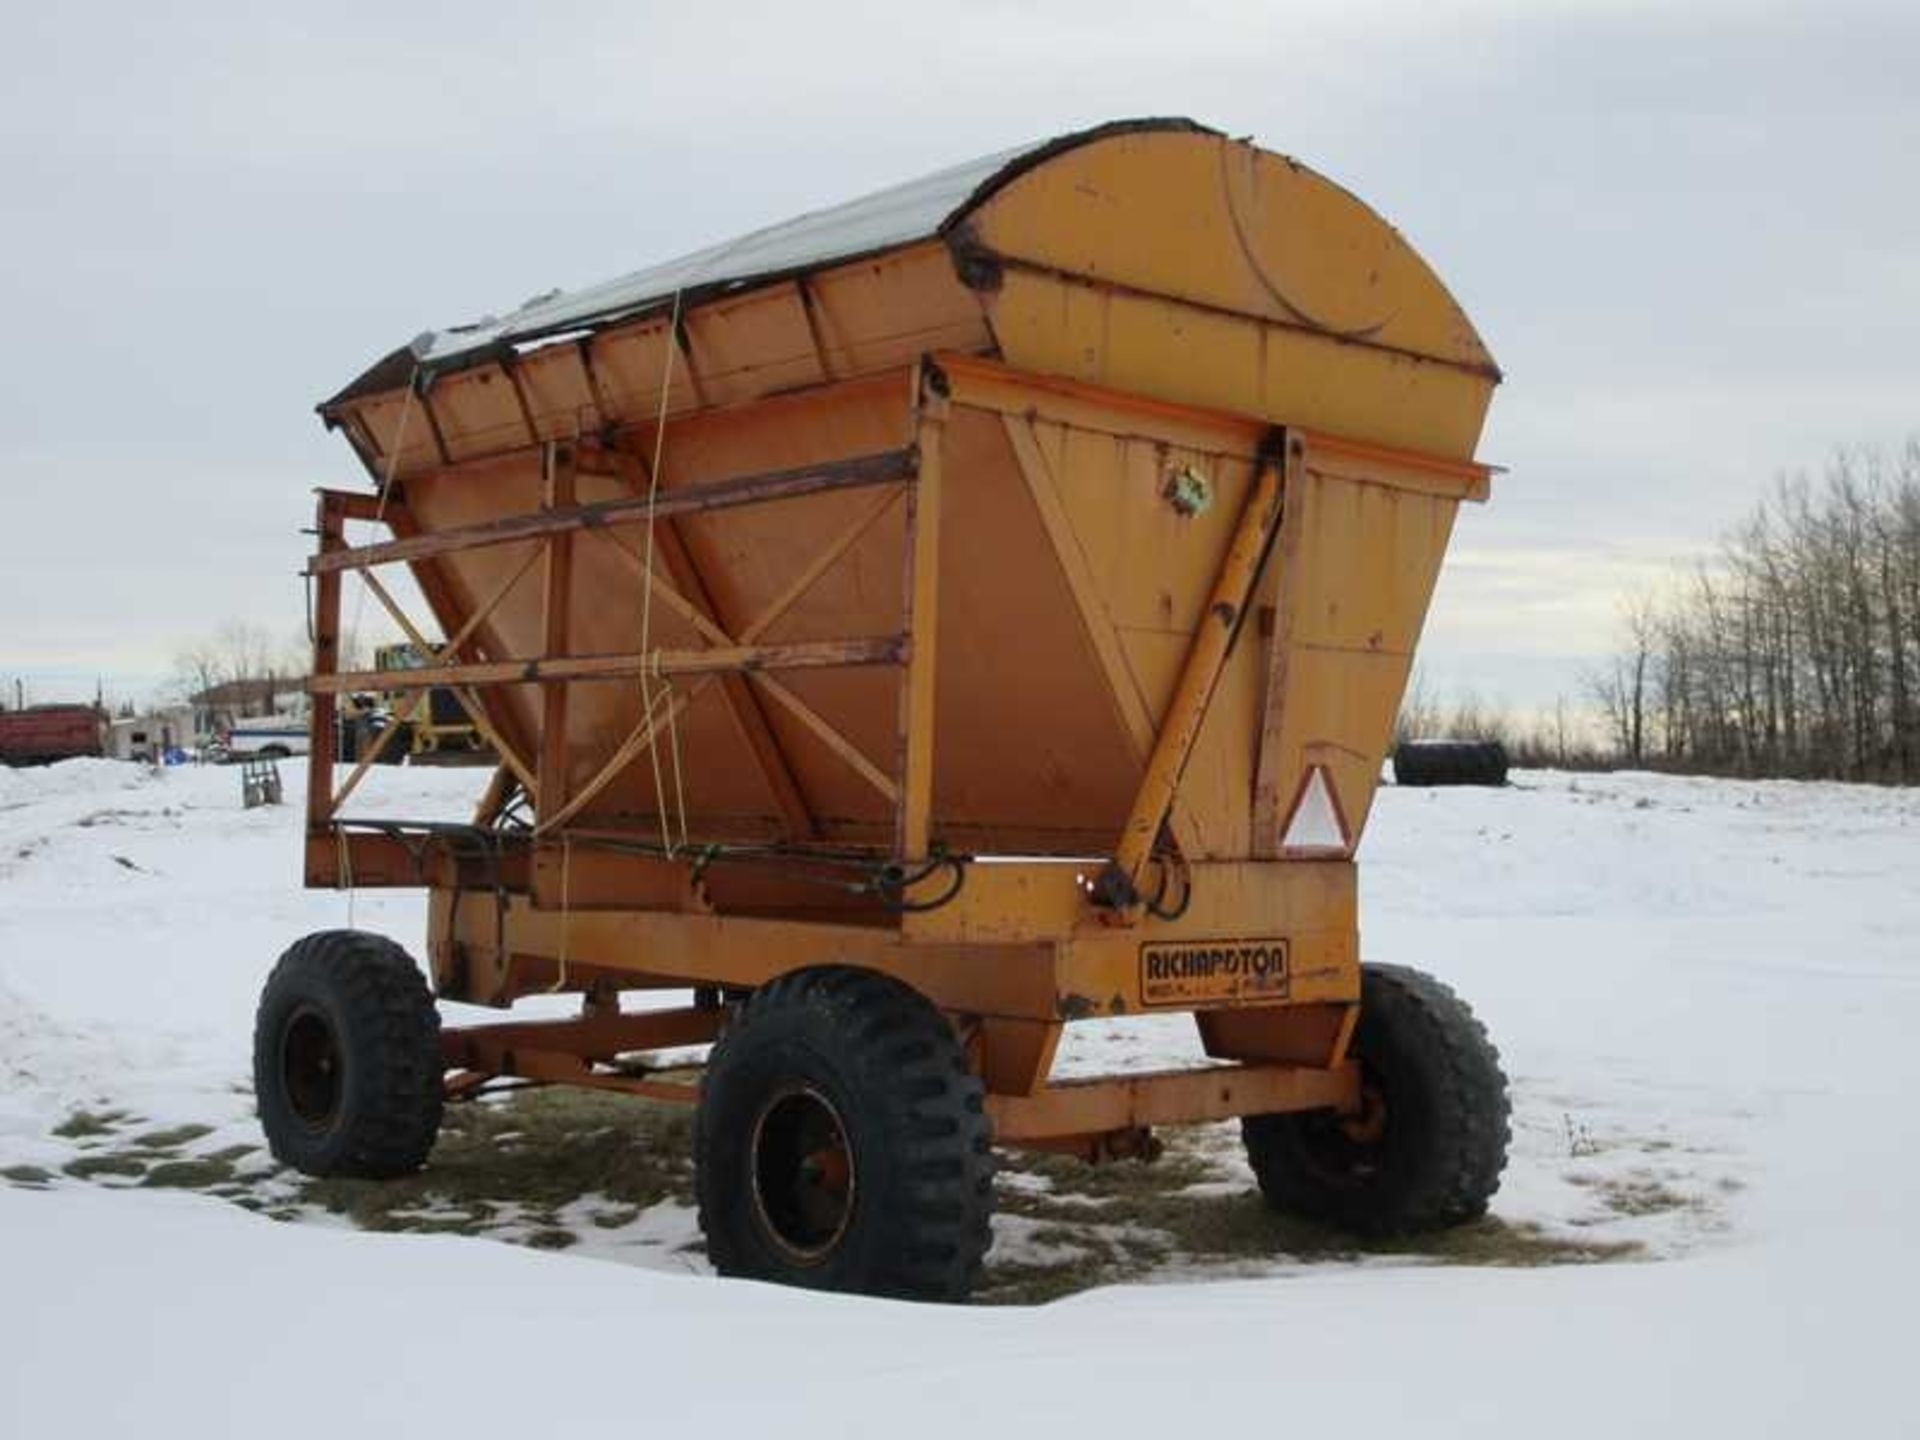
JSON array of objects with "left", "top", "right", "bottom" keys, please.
[{"left": 264, "top": 119, "right": 1510, "bottom": 1301}]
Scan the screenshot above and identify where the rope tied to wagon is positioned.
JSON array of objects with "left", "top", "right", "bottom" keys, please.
[
  {"left": 336, "top": 821, "right": 356, "bottom": 928},
  {"left": 342, "top": 363, "right": 422, "bottom": 698},
  {"left": 635, "top": 290, "right": 694, "bottom": 858}
]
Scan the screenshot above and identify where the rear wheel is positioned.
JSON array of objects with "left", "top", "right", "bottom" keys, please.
[
  {"left": 695, "top": 967, "right": 994, "bottom": 1301},
  {"left": 253, "top": 930, "right": 443, "bottom": 1178},
  {"left": 1242, "top": 963, "right": 1509, "bottom": 1236}
]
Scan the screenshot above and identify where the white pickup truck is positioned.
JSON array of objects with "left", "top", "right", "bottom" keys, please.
[{"left": 218, "top": 718, "right": 310, "bottom": 760}]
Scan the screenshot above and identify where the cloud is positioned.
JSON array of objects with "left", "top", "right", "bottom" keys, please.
[{"left": 1, "top": 0, "right": 1914, "bottom": 711}]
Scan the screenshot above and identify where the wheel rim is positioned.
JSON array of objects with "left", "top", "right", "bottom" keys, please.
[
  {"left": 1294, "top": 1069, "right": 1391, "bottom": 1186},
  {"left": 279, "top": 1004, "right": 343, "bottom": 1130},
  {"left": 749, "top": 1085, "right": 855, "bottom": 1263},
  {"left": 1340, "top": 1074, "right": 1390, "bottom": 1146}
]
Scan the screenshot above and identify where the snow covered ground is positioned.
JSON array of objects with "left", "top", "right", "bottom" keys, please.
[{"left": 2, "top": 758, "right": 1916, "bottom": 1435}]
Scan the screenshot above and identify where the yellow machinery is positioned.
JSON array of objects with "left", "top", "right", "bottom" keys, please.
[
  {"left": 258, "top": 119, "right": 1509, "bottom": 1301},
  {"left": 372, "top": 641, "right": 484, "bottom": 757}
]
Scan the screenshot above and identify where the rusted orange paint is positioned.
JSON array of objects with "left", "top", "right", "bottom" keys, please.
[{"left": 307, "top": 126, "right": 1499, "bottom": 1141}]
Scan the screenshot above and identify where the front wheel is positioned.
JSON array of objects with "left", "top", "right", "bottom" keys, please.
[
  {"left": 252, "top": 930, "right": 444, "bottom": 1178},
  {"left": 695, "top": 967, "right": 995, "bottom": 1302},
  {"left": 1242, "top": 963, "right": 1510, "bottom": 1236}
]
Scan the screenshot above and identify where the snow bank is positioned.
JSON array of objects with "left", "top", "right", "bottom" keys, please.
[
  {"left": 0, "top": 1181, "right": 1903, "bottom": 1438},
  {"left": 0, "top": 756, "right": 152, "bottom": 806},
  {"left": 1, "top": 762, "right": 1916, "bottom": 1436}
]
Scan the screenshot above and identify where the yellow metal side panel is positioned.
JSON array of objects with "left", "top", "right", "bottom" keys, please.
[
  {"left": 348, "top": 243, "right": 993, "bottom": 478},
  {"left": 1045, "top": 422, "right": 1255, "bottom": 637},
  {"left": 446, "top": 861, "right": 1356, "bottom": 1019},
  {"left": 352, "top": 390, "right": 440, "bottom": 478},
  {"left": 430, "top": 366, "right": 533, "bottom": 462},
  {"left": 1293, "top": 462, "right": 1462, "bottom": 655},
  {"left": 1103, "top": 280, "right": 1266, "bottom": 416},
  {"left": 1032, "top": 419, "right": 1280, "bottom": 859},
  {"left": 592, "top": 321, "right": 706, "bottom": 423},
  {"left": 1255, "top": 462, "right": 1460, "bottom": 851},
  {"left": 920, "top": 409, "right": 1146, "bottom": 850},
  {"left": 803, "top": 243, "right": 992, "bottom": 378},
  {"left": 1264, "top": 647, "right": 1417, "bottom": 847},
  {"left": 904, "top": 858, "right": 1355, "bottom": 951},
  {"left": 515, "top": 345, "right": 600, "bottom": 440},
  {"left": 988, "top": 268, "right": 1494, "bottom": 460},
  {"left": 681, "top": 286, "right": 826, "bottom": 406},
  {"left": 972, "top": 129, "right": 1496, "bottom": 380},
  {"left": 1061, "top": 927, "right": 1357, "bottom": 1016}
]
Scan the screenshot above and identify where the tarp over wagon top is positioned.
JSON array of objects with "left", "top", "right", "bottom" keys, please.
[
  {"left": 321, "top": 117, "right": 1500, "bottom": 466},
  {"left": 330, "top": 122, "right": 1192, "bottom": 395}
]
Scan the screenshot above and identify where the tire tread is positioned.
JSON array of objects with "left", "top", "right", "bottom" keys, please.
[
  {"left": 695, "top": 966, "right": 995, "bottom": 1302},
  {"left": 253, "top": 929, "right": 442, "bottom": 1179}
]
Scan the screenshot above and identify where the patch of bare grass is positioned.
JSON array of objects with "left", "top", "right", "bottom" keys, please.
[
  {"left": 291, "top": 1087, "right": 695, "bottom": 1242},
  {"left": 1590, "top": 1173, "right": 1702, "bottom": 1218},
  {"left": 42, "top": 1088, "right": 1655, "bottom": 1302},
  {"left": 52, "top": 1109, "right": 134, "bottom": 1141},
  {"left": 63, "top": 1153, "right": 148, "bottom": 1181},
  {"left": 131, "top": 1124, "right": 215, "bottom": 1151},
  {"left": 979, "top": 1126, "right": 1642, "bottom": 1304},
  {"left": 143, "top": 1157, "right": 242, "bottom": 1190}
]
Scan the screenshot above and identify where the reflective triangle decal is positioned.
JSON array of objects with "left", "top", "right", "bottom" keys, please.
[{"left": 1280, "top": 765, "right": 1350, "bottom": 855}]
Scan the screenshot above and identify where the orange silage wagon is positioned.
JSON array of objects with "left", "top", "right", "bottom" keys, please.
[{"left": 256, "top": 119, "right": 1510, "bottom": 1301}]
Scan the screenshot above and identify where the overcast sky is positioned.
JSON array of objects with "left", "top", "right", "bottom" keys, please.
[{"left": 3, "top": 0, "right": 1915, "bottom": 718}]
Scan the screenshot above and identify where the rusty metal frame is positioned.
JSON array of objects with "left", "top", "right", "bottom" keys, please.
[
  {"left": 357, "top": 565, "right": 540, "bottom": 790},
  {"left": 315, "top": 536, "right": 542, "bottom": 821},
  {"left": 442, "top": 1004, "right": 718, "bottom": 1106},
  {"left": 302, "top": 357, "right": 1388, "bottom": 1148},
  {"left": 307, "top": 396, "right": 933, "bottom": 859},
  {"left": 529, "top": 481, "right": 910, "bottom": 838},
  {"left": 566, "top": 442, "right": 880, "bottom": 841},
  {"left": 895, "top": 364, "right": 946, "bottom": 860},
  {"left": 307, "top": 446, "right": 919, "bottom": 577},
  {"left": 1101, "top": 429, "right": 1288, "bottom": 904},
  {"left": 987, "top": 1061, "right": 1358, "bottom": 1143},
  {"left": 314, "top": 637, "right": 905, "bottom": 698}
]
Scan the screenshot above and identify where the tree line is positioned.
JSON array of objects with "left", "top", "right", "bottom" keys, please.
[{"left": 1594, "top": 441, "right": 1920, "bottom": 783}]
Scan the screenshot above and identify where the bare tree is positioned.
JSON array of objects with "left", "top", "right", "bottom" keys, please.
[
  {"left": 1395, "top": 667, "right": 1443, "bottom": 743},
  {"left": 172, "top": 620, "right": 303, "bottom": 719},
  {"left": 1589, "top": 592, "right": 1657, "bottom": 765},
  {"left": 1603, "top": 440, "right": 1920, "bottom": 783}
]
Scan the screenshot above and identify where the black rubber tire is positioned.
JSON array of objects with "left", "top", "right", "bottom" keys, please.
[
  {"left": 1392, "top": 739, "right": 1510, "bottom": 787},
  {"left": 252, "top": 930, "right": 443, "bottom": 1179},
  {"left": 1242, "top": 963, "right": 1509, "bottom": 1236},
  {"left": 695, "top": 967, "right": 995, "bottom": 1302}
]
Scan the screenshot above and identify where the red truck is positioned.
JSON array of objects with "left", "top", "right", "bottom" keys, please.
[{"left": 0, "top": 705, "right": 107, "bottom": 765}]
